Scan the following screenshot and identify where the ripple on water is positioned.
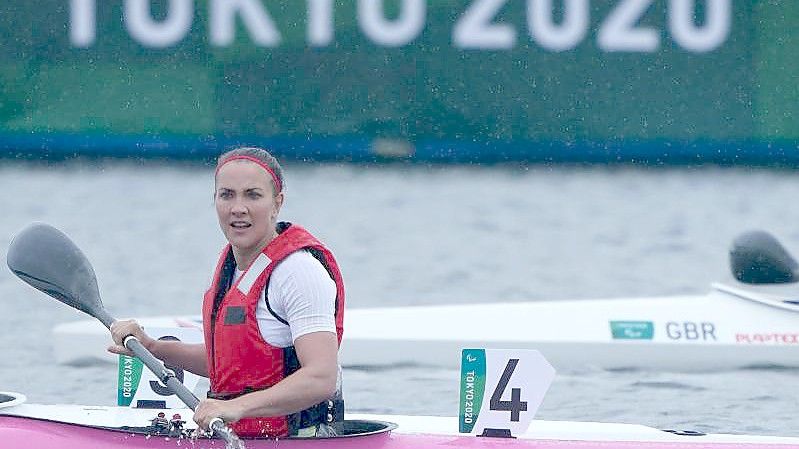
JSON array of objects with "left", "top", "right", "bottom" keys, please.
[{"left": 628, "top": 381, "right": 707, "bottom": 392}]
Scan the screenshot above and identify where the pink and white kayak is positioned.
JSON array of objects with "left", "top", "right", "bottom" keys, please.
[{"left": 1, "top": 393, "right": 798, "bottom": 449}]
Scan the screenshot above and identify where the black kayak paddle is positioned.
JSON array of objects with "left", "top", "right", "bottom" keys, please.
[{"left": 6, "top": 222, "right": 243, "bottom": 447}]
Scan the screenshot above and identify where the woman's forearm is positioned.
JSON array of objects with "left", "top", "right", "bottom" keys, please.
[
  {"left": 148, "top": 341, "right": 209, "bottom": 377},
  {"left": 231, "top": 365, "right": 337, "bottom": 418}
]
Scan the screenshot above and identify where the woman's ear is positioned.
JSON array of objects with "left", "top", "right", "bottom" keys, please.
[{"left": 273, "top": 192, "right": 284, "bottom": 217}]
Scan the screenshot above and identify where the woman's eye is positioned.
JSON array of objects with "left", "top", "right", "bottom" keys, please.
[
  {"left": 218, "top": 191, "right": 233, "bottom": 199},
  {"left": 247, "top": 191, "right": 262, "bottom": 199}
]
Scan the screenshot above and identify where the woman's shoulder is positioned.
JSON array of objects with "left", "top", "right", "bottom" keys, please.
[
  {"left": 267, "top": 250, "right": 336, "bottom": 309},
  {"left": 271, "top": 250, "right": 331, "bottom": 284},
  {"left": 276, "top": 249, "right": 321, "bottom": 268}
]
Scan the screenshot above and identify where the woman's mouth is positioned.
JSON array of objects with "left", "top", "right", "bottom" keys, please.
[{"left": 230, "top": 221, "right": 251, "bottom": 229}]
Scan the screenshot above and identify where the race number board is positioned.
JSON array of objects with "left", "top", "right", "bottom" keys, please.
[
  {"left": 459, "top": 348, "right": 555, "bottom": 437},
  {"left": 117, "top": 327, "right": 204, "bottom": 408}
]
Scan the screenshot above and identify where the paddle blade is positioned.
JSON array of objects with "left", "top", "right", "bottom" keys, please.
[
  {"left": 6, "top": 223, "right": 109, "bottom": 325},
  {"left": 730, "top": 230, "right": 799, "bottom": 284}
]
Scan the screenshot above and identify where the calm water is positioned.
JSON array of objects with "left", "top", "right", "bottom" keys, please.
[{"left": 1, "top": 161, "right": 798, "bottom": 436}]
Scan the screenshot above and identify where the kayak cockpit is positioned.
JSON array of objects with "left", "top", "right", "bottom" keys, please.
[
  {"left": 714, "top": 283, "right": 799, "bottom": 313},
  {"left": 328, "top": 420, "right": 398, "bottom": 438},
  {"left": 251, "top": 420, "right": 397, "bottom": 440}
]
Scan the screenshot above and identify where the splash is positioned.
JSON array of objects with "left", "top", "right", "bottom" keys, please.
[
  {"left": 192, "top": 423, "right": 246, "bottom": 449},
  {"left": 224, "top": 434, "right": 246, "bottom": 449},
  {"left": 216, "top": 426, "right": 246, "bottom": 449}
]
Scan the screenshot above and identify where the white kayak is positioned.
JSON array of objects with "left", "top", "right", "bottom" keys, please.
[
  {"left": 2, "top": 392, "right": 799, "bottom": 448},
  {"left": 53, "top": 282, "right": 799, "bottom": 371}
]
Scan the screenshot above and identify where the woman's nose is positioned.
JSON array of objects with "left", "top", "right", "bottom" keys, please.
[{"left": 230, "top": 200, "right": 247, "bottom": 214}]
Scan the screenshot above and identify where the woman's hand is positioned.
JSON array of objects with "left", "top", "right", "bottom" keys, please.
[
  {"left": 193, "top": 398, "right": 245, "bottom": 431},
  {"left": 107, "top": 319, "right": 155, "bottom": 356}
]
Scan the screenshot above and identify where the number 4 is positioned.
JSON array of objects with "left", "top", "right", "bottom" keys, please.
[{"left": 489, "top": 359, "right": 528, "bottom": 421}]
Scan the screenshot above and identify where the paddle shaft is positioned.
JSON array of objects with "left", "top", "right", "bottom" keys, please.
[
  {"left": 98, "top": 311, "right": 221, "bottom": 426},
  {"left": 109, "top": 319, "right": 233, "bottom": 440},
  {"left": 97, "top": 311, "right": 201, "bottom": 408},
  {"left": 122, "top": 335, "right": 200, "bottom": 409},
  {"left": 77, "top": 293, "right": 206, "bottom": 413},
  {"left": 120, "top": 333, "right": 235, "bottom": 443}
]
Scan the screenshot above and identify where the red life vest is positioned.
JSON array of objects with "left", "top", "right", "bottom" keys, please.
[{"left": 202, "top": 223, "right": 345, "bottom": 437}]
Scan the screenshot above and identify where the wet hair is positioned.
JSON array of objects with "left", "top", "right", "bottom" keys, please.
[{"left": 215, "top": 146, "right": 285, "bottom": 195}]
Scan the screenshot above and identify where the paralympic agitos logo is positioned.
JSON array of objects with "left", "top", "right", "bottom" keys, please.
[{"left": 68, "top": 0, "right": 732, "bottom": 53}]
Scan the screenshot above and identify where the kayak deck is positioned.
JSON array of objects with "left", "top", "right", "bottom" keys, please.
[{"left": 2, "top": 404, "right": 799, "bottom": 447}]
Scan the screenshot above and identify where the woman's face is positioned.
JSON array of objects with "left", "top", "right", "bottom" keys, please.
[{"left": 214, "top": 160, "right": 283, "bottom": 258}]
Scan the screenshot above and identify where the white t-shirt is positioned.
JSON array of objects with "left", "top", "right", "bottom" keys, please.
[{"left": 235, "top": 250, "right": 337, "bottom": 348}]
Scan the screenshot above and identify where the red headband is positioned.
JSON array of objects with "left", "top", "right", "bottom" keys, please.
[{"left": 215, "top": 155, "right": 283, "bottom": 194}]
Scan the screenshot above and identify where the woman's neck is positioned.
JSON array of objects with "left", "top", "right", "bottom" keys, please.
[{"left": 232, "top": 229, "right": 278, "bottom": 269}]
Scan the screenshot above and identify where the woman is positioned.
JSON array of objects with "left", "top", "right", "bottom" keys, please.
[{"left": 109, "top": 147, "right": 345, "bottom": 438}]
